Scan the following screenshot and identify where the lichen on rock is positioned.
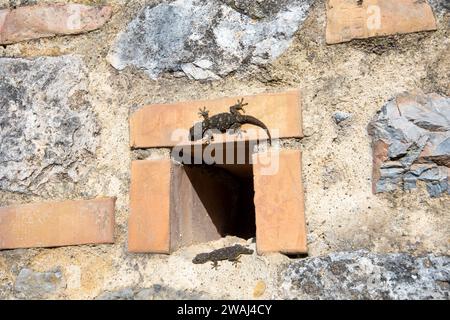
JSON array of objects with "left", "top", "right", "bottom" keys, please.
[
  {"left": 107, "top": 0, "right": 315, "bottom": 80},
  {"left": 278, "top": 250, "right": 450, "bottom": 300},
  {"left": 0, "top": 55, "right": 99, "bottom": 195},
  {"left": 14, "top": 268, "right": 65, "bottom": 299},
  {"left": 95, "top": 284, "right": 211, "bottom": 300}
]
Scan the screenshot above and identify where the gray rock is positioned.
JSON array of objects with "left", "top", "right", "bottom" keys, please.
[
  {"left": 426, "top": 179, "right": 448, "bottom": 198},
  {"left": 134, "top": 285, "right": 210, "bottom": 300},
  {"left": 95, "top": 287, "right": 135, "bottom": 300},
  {"left": 368, "top": 92, "right": 450, "bottom": 197},
  {"left": 0, "top": 56, "right": 99, "bottom": 195},
  {"left": 332, "top": 111, "right": 352, "bottom": 125},
  {"left": 277, "top": 250, "right": 450, "bottom": 300},
  {"left": 14, "top": 268, "right": 65, "bottom": 299},
  {"left": 107, "top": 0, "right": 314, "bottom": 80},
  {"left": 95, "top": 284, "right": 211, "bottom": 300},
  {"left": 428, "top": 0, "right": 450, "bottom": 16}
]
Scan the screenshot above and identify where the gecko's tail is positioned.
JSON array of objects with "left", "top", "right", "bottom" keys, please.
[{"left": 242, "top": 115, "right": 272, "bottom": 146}]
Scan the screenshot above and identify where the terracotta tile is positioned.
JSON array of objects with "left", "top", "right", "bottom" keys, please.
[
  {"left": 0, "top": 198, "right": 115, "bottom": 249},
  {"left": 128, "top": 160, "right": 171, "bottom": 253},
  {"left": 253, "top": 149, "right": 307, "bottom": 254},
  {"left": 0, "top": 4, "right": 112, "bottom": 45},
  {"left": 326, "top": 0, "right": 437, "bottom": 44},
  {"left": 130, "top": 90, "right": 302, "bottom": 148}
]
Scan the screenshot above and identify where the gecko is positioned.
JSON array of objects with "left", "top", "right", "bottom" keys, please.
[
  {"left": 192, "top": 244, "right": 254, "bottom": 269},
  {"left": 188, "top": 98, "right": 272, "bottom": 145}
]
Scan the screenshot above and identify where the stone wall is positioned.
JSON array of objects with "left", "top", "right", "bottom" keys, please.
[{"left": 0, "top": 0, "right": 449, "bottom": 299}]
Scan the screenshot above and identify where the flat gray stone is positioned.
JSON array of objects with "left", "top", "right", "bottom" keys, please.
[
  {"left": 278, "top": 250, "right": 450, "bottom": 300},
  {"left": 95, "top": 287, "right": 135, "bottom": 300},
  {"left": 14, "top": 268, "right": 65, "bottom": 299},
  {"left": 95, "top": 284, "right": 211, "bottom": 300},
  {"left": 368, "top": 92, "right": 450, "bottom": 197},
  {"left": 0, "top": 55, "right": 99, "bottom": 195},
  {"left": 107, "top": 0, "right": 314, "bottom": 80}
]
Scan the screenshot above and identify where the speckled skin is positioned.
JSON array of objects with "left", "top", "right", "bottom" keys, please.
[
  {"left": 189, "top": 98, "right": 272, "bottom": 145},
  {"left": 192, "top": 244, "right": 254, "bottom": 269}
]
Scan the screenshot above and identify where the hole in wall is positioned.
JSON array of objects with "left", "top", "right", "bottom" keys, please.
[
  {"left": 170, "top": 141, "right": 257, "bottom": 249},
  {"left": 184, "top": 163, "right": 256, "bottom": 239}
]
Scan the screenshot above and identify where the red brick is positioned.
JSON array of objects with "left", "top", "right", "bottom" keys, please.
[{"left": 0, "top": 197, "right": 115, "bottom": 249}]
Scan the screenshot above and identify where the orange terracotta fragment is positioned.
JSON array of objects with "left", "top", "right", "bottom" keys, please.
[
  {"left": 326, "top": 0, "right": 437, "bottom": 44},
  {"left": 253, "top": 149, "right": 307, "bottom": 254},
  {"left": 0, "top": 4, "right": 112, "bottom": 45},
  {"left": 0, "top": 197, "right": 115, "bottom": 249},
  {"left": 128, "top": 160, "right": 171, "bottom": 253}
]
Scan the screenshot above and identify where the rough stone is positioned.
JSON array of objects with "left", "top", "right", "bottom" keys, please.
[
  {"left": 278, "top": 250, "right": 450, "bottom": 300},
  {"left": 108, "top": 0, "right": 314, "bottom": 80},
  {"left": 368, "top": 92, "right": 450, "bottom": 197},
  {"left": 14, "top": 268, "right": 65, "bottom": 299},
  {"left": 0, "top": 3, "right": 112, "bottom": 45},
  {"left": 428, "top": 0, "right": 450, "bottom": 17},
  {"left": 0, "top": 55, "right": 99, "bottom": 195},
  {"left": 95, "top": 287, "right": 134, "bottom": 300},
  {"left": 96, "top": 284, "right": 211, "bottom": 300},
  {"left": 333, "top": 111, "right": 352, "bottom": 125}
]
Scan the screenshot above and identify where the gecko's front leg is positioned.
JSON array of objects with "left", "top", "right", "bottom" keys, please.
[{"left": 198, "top": 107, "right": 210, "bottom": 120}]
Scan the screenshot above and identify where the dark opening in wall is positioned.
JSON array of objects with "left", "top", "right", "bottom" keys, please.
[{"left": 170, "top": 142, "right": 257, "bottom": 250}]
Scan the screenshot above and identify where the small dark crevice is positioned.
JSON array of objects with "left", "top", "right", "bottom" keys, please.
[{"left": 286, "top": 253, "right": 309, "bottom": 260}]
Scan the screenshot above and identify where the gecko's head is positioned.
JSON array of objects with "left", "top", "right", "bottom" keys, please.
[
  {"left": 233, "top": 244, "right": 254, "bottom": 255},
  {"left": 192, "top": 253, "right": 210, "bottom": 264},
  {"left": 189, "top": 122, "right": 204, "bottom": 142}
]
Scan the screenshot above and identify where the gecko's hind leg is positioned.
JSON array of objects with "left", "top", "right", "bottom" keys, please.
[{"left": 211, "top": 261, "right": 219, "bottom": 270}]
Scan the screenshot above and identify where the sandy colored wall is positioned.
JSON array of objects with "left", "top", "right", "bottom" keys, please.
[{"left": 0, "top": 0, "right": 448, "bottom": 299}]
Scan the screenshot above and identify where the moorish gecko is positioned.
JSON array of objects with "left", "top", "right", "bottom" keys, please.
[
  {"left": 188, "top": 98, "right": 272, "bottom": 145},
  {"left": 192, "top": 244, "right": 254, "bottom": 269}
]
